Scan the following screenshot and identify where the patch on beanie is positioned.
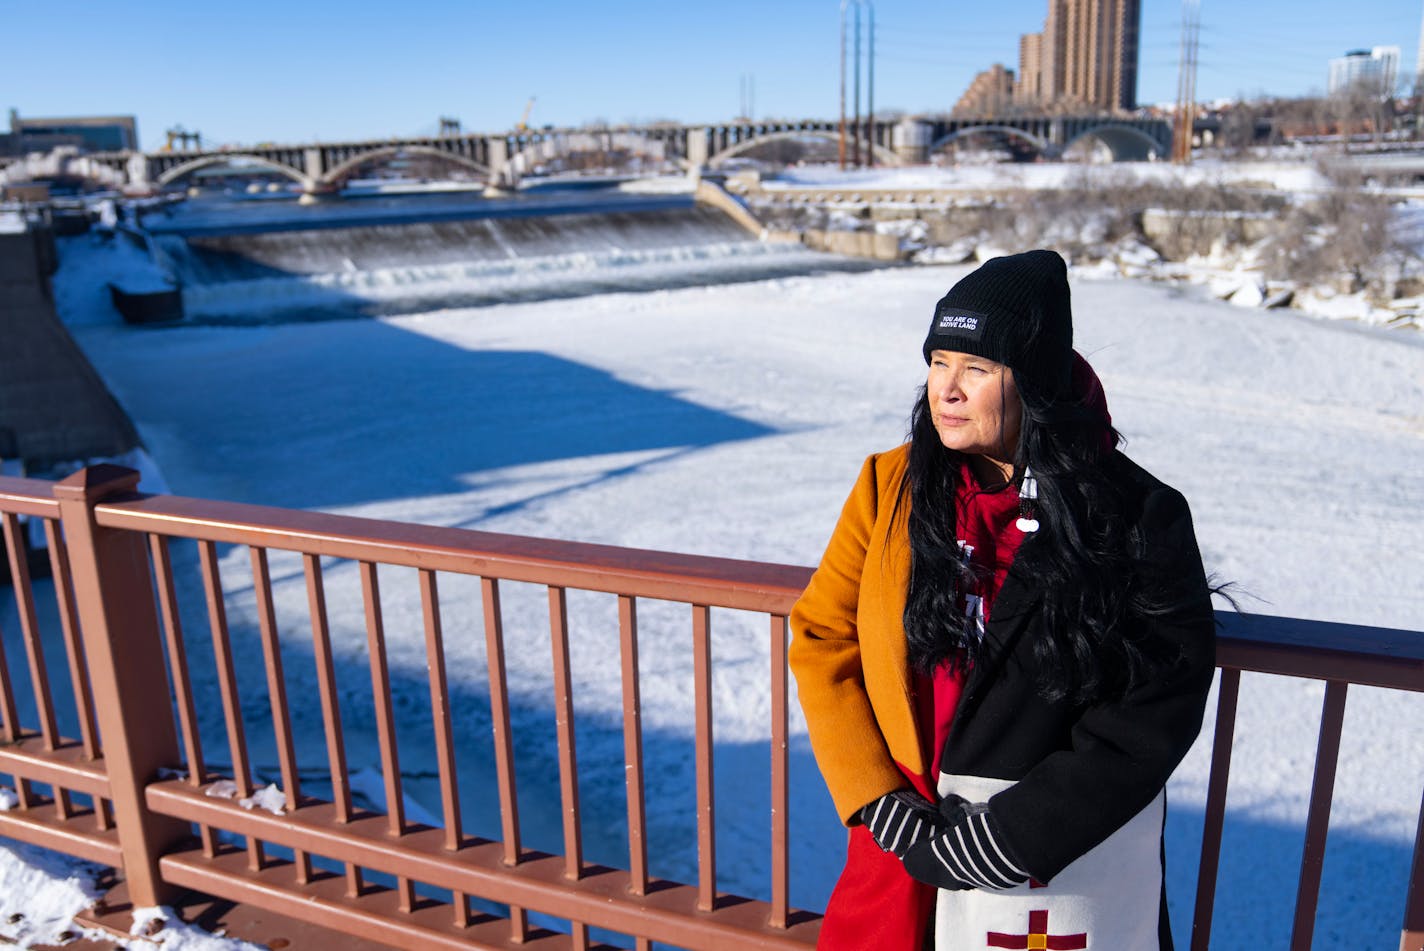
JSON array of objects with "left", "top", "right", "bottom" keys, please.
[{"left": 933, "top": 308, "right": 986, "bottom": 338}]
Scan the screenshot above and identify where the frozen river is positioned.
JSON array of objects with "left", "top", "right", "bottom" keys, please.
[{"left": 4, "top": 224, "right": 1423, "bottom": 948}]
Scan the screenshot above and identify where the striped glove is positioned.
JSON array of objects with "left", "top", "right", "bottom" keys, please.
[
  {"left": 902, "top": 796, "right": 1030, "bottom": 891},
  {"left": 860, "top": 789, "right": 945, "bottom": 858}
]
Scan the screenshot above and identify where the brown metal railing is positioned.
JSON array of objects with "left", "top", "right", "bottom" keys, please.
[
  {"left": 0, "top": 478, "right": 118, "bottom": 870},
  {"left": 1, "top": 465, "right": 1422, "bottom": 951},
  {"left": 1201, "top": 613, "right": 1424, "bottom": 951}
]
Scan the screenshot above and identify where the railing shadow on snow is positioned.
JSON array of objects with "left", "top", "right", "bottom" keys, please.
[
  {"left": 0, "top": 467, "right": 1421, "bottom": 950},
  {"left": 88, "top": 309, "right": 780, "bottom": 512}
]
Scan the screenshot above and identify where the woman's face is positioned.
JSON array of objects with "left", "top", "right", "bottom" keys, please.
[{"left": 926, "top": 349, "right": 1022, "bottom": 471}]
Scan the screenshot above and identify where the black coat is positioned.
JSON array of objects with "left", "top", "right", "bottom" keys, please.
[{"left": 935, "top": 451, "right": 1216, "bottom": 950}]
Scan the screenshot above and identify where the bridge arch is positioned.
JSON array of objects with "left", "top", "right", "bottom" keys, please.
[
  {"left": 0, "top": 150, "right": 127, "bottom": 190},
  {"left": 1063, "top": 124, "right": 1165, "bottom": 162},
  {"left": 503, "top": 128, "right": 682, "bottom": 180},
  {"left": 707, "top": 130, "right": 901, "bottom": 168},
  {"left": 929, "top": 125, "right": 1052, "bottom": 158},
  {"left": 319, "top": 145, "right": 491, "bottom": 189},
  {"left": 155, "top": 154, "right": 312, "bottom": 190}
]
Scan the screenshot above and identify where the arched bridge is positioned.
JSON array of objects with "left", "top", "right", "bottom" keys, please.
[
  {"left": 911, "top": 115, "right": 1170, "bottom": 162},
  {"left": 20, "top": 115, "right": 1172, "bottom": 194}
]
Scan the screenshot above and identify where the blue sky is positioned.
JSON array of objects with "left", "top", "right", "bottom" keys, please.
[{"left": 3, "top": 1, "right": 1419, "bottom": 149}]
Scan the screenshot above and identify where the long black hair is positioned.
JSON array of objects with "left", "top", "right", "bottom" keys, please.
[{"left": 896, "top": 369, "right": 1187, "bottom": 706}]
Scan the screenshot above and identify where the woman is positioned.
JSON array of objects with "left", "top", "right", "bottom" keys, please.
[{"left": 790, "top": 250, "right": 1216, "bottom": 950}]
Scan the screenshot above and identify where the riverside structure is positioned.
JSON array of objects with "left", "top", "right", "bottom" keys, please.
[{"left": 0, "top": 115, "right": 1173, "bottom": 196}]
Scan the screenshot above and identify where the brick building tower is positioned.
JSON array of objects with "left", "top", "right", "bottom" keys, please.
[
  {"left": 955, "top": 64, "right": 1017, "bottom": 116},
  {"left": 1016, "top": 0, "right": 1141, "bottom": 113}
]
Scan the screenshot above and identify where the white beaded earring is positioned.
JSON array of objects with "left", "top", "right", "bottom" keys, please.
[{"left": 1016, "top": 467, "right": 1040, "bottom": 533}]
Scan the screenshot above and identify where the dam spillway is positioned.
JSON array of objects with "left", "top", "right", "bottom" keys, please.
[{"left": 140, "top": 186, "right": 871, "bottom": 323}]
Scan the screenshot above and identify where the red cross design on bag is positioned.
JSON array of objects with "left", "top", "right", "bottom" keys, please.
[{"left": 986, "top": 909, "right": 1088, "bottom": 950}]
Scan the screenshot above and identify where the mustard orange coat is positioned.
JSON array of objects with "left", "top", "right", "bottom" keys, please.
[{"left": 789, "top": 444, "right": 927, "bottom": 823}]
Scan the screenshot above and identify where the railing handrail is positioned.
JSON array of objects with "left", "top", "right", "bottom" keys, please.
[
  {"left": 90, "top": 486, "right": 814, "bottom": 614},
  {"left": 1217, "top": 612, "right": 1424, "bottom": 693},
  {"left": 0, "top": 474, "right": 62, "bottom": 518}
]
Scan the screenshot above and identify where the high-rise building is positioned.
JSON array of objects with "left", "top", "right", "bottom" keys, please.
[
  {"left": 1416, "top": 0, "right": 1424, "bottom": 90},
  {"left": 1327, "top": 46, "right": 1400, "bottom": 98},
  {"left": 2, "top": 109, "right": 139, "bottom": 156},
  {"left": 1016, "top": 0, "right": 1141, "bottom": 113},
  {"left": 1017, "top": 32, "right": 1045, "bottom": 103},
  {"left": 955, "top": 64, "right": 1017, "bottom": 116}
]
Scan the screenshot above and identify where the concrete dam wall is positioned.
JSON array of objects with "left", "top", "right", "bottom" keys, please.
[
  {"left": 141, "top": 192, "right": 869, "bottom": 323},
  {"left": 156, "top": 205, "right": 760, "bottom": 282}
]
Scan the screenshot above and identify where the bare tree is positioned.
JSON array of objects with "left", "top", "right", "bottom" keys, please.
[{"left": 1327, "top": 77, "right": 1394, "bottom": 147}]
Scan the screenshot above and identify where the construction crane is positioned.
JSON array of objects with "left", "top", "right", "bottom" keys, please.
[
  {"left": 162, "top": 126, "right": 202, "bottom": 152},
  {"left": 516, "top": 97, "right": 536, "bottom": 132}
]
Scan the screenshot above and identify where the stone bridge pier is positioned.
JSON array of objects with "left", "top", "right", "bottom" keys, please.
[
  {"left": 892, "top": 120, "right": 933, "bottom": 164},
  {"left": 297, "top": 147, "right": 338, "bottom": 201},
  {"left": 685, "top": 128, "right": 710, "bottom": 178},
  {"left": 124, "top": 153, "right": 153, "bottom": 193},
  {"left": 486, "top": 139, "right": 510, "bottom": 187}
]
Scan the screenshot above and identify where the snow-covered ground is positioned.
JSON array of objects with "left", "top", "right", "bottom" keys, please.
[
  {"left": 0, "top": 835, "right": 262, "bottom": 950},
  {"left": 4, "top": 201, "right": 1424, "bottom": 949},
  {"left": 766, "top": 158, "right": 1337, "bottom": 194},
  {"left": 750, "top": 157, "right": 1424, "bottom": 331}
]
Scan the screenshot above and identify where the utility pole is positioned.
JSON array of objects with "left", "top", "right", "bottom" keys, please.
[
  {"left": 1173, "top": 0, "right": 1201, "bottom": 163},
  {"left": 839, "top": 0, "right": 875, "bottom": 169},
  {"left": 839, "top": 0, "right": 848, "bottom": 168},
  {"left": 853, "top": 2, "right": 862, "bottom": 167},
  {"left": 867, "top": 4, "right": 875, "bottom": 167}
]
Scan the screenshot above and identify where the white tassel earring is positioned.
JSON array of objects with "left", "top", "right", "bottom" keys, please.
[{"left": 1016, "top": 467, "right": 1040, "bottom": 533}]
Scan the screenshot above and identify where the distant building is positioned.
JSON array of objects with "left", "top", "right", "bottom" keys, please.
[
  {"left": 1, "top": 109, "right": 139, "bottom": 156},
  {"left": 1327, "top": 46, "right": 1400, "bottom": 98},
  {"left": 1017, "top": 0, "right": 1141, "bottom": 113},
  {"left": 1017, "top": 33, "right": 1045, "bottom": 104},
  {"left": 955, "top": 64, "right": 1017, "bottom": 117},
  {"left": 1417, "top": 7, "right": 1424, "bottom": 91}
]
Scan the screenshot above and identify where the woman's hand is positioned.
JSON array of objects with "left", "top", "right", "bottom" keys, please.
[
  {"left": 901, "top": 796, "right": 1030, "bottom": 891},
  {"left": 860, "top": 789, "right": 945, "bottom": 858}
]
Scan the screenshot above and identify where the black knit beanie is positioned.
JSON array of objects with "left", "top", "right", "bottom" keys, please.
[{"left": 922, "top": 249, "right": 1074, "bottom": 398}]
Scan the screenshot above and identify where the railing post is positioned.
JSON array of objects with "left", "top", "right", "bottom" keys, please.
[
  {"left": 54, "top": 464, "right": 188, "bottom": 906},
  {"left": 1403, "top": 783, "right": 1424, "bottom": 951}
]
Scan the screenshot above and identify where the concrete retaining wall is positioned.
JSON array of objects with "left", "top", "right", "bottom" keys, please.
[
  {"left": 1140, "top": 207, "right": 1281, "bottom": 258},
  {"left": 798, "top": 228, "right": 905, "bottom": 261},
  {"left": 0, "top": 223, "right": 140, "bottom": 470},
  {"left": 693, "top": 180, "right": 766, "bottom": 237},
  {"left": 698, "top": 179, "right": 908, "bottom": 262}
]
